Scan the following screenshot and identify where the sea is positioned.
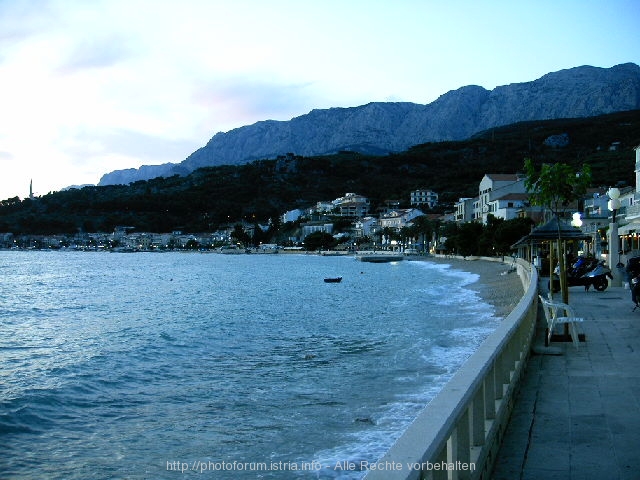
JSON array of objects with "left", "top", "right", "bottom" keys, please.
[{"left": 0, "top": 251, "right": 501, "bottom": 479}]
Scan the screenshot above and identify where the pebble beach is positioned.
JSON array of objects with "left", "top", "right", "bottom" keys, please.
[{"left": 419, "top": 256, "right": 526, "bottom": 320}]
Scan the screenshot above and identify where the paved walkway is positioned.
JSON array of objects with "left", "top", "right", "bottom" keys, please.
[{"left": 491, "top": 282, "right": 640, "bottom": 480}]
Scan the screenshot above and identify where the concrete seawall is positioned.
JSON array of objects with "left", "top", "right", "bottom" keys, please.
[{"left": 365, "top": 256, "right": 538, "bottom": 480}]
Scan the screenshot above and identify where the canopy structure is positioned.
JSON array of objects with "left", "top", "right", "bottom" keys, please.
[
  {"left": 512, "top": 216, "right": 592, "bottom": 290},
  {"left": 515, "top": 215, "right": 592, "bottom": 342},
  {"left": 512, "top": 216, "right": 591, "bottom": 248}
]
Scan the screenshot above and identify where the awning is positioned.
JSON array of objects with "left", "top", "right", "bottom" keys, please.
[
  {"left": 618, "top": 223, "right": 640, "bottom": 235},
  {"left": 511, "top": 216, "right": 590, "bottom": 249}
]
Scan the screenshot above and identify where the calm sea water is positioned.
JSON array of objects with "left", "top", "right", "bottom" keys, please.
[{"left": 0, "top": 251, "right": 500, "bottom": 479}]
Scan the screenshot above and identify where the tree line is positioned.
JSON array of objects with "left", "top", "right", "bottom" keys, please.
[{"left": 0, "top": 110, "right": 638, "bottom": 239}]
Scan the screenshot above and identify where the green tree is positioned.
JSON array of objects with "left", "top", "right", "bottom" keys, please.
[
  {"left": 524, "top": 158, "right": 591, "bottom": 302},
  {"left": 185, "top": 239, "right": 200, "bottom": 250},
  {"left": 524, "top": 159, "right": 591, "bottom": 217},
  {"left": 399, "top": 225, "right": 417, "bottom": 246},
  {"left": 230, "top": 224, "right": 251, "bottom": 246},
  {"left": 493, "top": 217, "right": 535, "bottom": 256},
  {"left": 304, "top": 231, "right": 337, "bottom": 251},
  {"left": 455, "top": 222, "right": 485, "bottom": 256},
  {"left": 478, "top": 215, "right": 503, "bottom": 255},
  {"left": 443, "top": 222, "right": 484, "bottom": 256}
]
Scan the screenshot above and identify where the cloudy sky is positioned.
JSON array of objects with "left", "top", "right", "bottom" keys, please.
[{"left": 1, "top": 0, "right": 639, "bottom": 200}]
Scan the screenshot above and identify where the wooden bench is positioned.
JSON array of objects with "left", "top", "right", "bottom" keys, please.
[{"left": 539, "top": 295, "right": 585, "bottom": 348}]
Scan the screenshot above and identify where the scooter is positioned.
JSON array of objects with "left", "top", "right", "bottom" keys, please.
[
  {"left": 625, "top": 256, "right": 640, "bottom": 310},
  {"left": 550, "top": 256, "right": 613, "bottom": 292}
]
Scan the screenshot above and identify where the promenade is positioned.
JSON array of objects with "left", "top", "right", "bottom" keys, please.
[{"left": 491, "top": 282, "right": 640, "bottom": 480}]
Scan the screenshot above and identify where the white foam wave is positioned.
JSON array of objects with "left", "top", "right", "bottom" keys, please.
[{"left": 308, "top": 262, "right": 503, "bottom": 476}]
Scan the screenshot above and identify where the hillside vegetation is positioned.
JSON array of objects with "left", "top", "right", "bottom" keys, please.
[{"left": 2, "top": 110, "right": 639, "bottom": 235}]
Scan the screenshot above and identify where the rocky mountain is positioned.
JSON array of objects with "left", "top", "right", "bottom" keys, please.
[{"left": 98, "top": 63, "right": 640, "bottom": 186}]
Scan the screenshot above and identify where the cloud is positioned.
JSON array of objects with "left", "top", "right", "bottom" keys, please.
[
  {"left": 0, "top": 1, "right": 57, "bottom": 41},
  {"left": 92, "top": 129, "right": 199, "bottom": 163},
  {"left": 58, "top": 34, "right": 134, "bottom": 73},
  {"left": 193, "top": 77, "right": 321, "bottom": 131},
  {"left": 0, "top": 0, "right": 638, "bottom": 201}
]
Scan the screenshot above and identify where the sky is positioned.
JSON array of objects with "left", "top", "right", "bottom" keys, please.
[{"left": 1, "top": 0, "right": 639, "bottom": 201}]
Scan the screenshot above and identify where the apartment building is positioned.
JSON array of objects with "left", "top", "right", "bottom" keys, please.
[{"left": 410, "top": 189, "right": 438, "bottom": 208}]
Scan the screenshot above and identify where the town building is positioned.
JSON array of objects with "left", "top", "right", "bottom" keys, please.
[
  {"left": 300, "top": 222, "right": 334, "bottom": 239},
  {"left": 410, "top": 189, "right": 438, "bottom": 208},
  {"left": 454, "top": 198, "right": 474, "bottom": 223},
  {"left": 280, "top": 209, "right": 304, "bottom": 224},
  {"left": 378, "top": 208, "right": 425, "bottom": 231},
  {"left": 474, "top": 174, "right": 528, "bottom": 224},
  {"left": 580, "top": 189, "right": 610, "bottom": 259},
  {"left": 332, "top": 192, "right": 370, "bottom": 217},
  {"left": 615, "top": 146, "right": 640, "bottom": 256},
  {"left": 353, "top": 216, "right": 378, "bottom": 237},
  {"left": 488, "top": 193, "right": 529, "bottom": 221},
  {"left": 312, "top": 201, "right": 334, "bottom": 214}
]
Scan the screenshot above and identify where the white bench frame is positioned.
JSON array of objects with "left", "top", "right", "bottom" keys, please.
[{"left": 539, "top": 295, "right": 584, "bottom": 348}]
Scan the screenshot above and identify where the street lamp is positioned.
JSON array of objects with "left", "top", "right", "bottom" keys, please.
[
  {"left": 571, "top": 212, "right": 583, "bottom": 227},
  {"left": 572, "top": 212, "right": 584, "bottom": 256},
  {"left": 607, "top": 187, "right": 622, "bottom": 286},
  {"left": 607, "top": 187, "right": 621, "bottom": 223}
]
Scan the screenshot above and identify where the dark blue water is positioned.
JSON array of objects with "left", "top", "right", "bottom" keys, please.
[{"left": 0, "top": 251, "right": 499, "bottom": 479}]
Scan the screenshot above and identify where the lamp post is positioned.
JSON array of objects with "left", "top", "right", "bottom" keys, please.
[
  {"left": 571, "top": 212, "right": 583, "bottom": 228},
  {"left": 607, "top": 187, "right": 622, "bottom": 287},
  {"left": 572, "top": 212, "right": 584, "bottom": 256}
]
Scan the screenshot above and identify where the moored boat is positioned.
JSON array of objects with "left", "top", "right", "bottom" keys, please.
[
  {"left": 356, "top": 254, "right": 404, "bottom": 263},
  {"left": 324, "top": 277, "right": 342, "bottom": 283}
]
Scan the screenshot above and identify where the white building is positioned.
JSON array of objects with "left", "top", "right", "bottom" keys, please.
[
  {"left": 314, "top": 201, "right": 334, "bottom": 213},
  {"left": 332, "top": 192, "right": 370, "bottom": 217},
  {"left": 454, "top": 197, "right": 474, "bottom": 223},
  {"left": 353, "top": 216, "right": 378, "bottom": 237},
  {"left": 453, "top": 173, "right": 530, "bottom": 225},
  {"left": 474, "top": 174, "right": 528, "bottom": 224},
  {"left": 378, "top": 208, "right": 424, "bottom": 231},
  {"left": 485, "top": 193, "right": 528, "bottom": 221},
  {"left": 280, "top": 209, "right": 304, "bottom": 224},
  {"left": 616, "top": 146, "right": 640, "bottom": 249},
  {"left": 301, "top": 223, "right": 334, "bottom": 238},
  {"left": 410, "top": 189, "right": 438, "bottom": 208}
]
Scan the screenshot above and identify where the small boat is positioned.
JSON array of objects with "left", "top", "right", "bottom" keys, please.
[
  {"left": 324, "top": 277, "right": 342, "bottom": 283},
  {"left": 219, "top": 245, "right": 244, "bottom": 254},
  {"left": 356, "top": 254, "right": 404, "bottom": 263}
]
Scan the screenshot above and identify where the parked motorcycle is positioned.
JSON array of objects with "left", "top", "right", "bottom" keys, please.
[
  {"left": 549, "top": 256, "right": 613, "bottom": 292},
  {"left": 625, "top": 256, "right": 640, "bottom": 310}
]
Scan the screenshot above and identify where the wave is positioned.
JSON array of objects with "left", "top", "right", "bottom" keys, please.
[{"left": 0, "top": 252, "right": 503, "bottom": 479}]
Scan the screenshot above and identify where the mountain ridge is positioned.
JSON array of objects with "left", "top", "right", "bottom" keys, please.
[
  {"left": 5, "top": 108, "right": 640, "bottom": 235},
  {"left": 98, "top": 62, "right": 640, "bottom": 186}
]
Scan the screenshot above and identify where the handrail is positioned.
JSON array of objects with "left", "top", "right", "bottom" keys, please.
[{"left": 365, "top": 257, "right": 538, "bottom": 480}]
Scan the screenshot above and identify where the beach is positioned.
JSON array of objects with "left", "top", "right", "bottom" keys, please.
[{"left": 419, "top": 256, "right": 525, "bottom": 320}]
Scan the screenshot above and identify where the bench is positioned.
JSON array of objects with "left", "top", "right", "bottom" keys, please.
[{"left": 539, "top": 295, "right": 584, "bottom": 348}]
